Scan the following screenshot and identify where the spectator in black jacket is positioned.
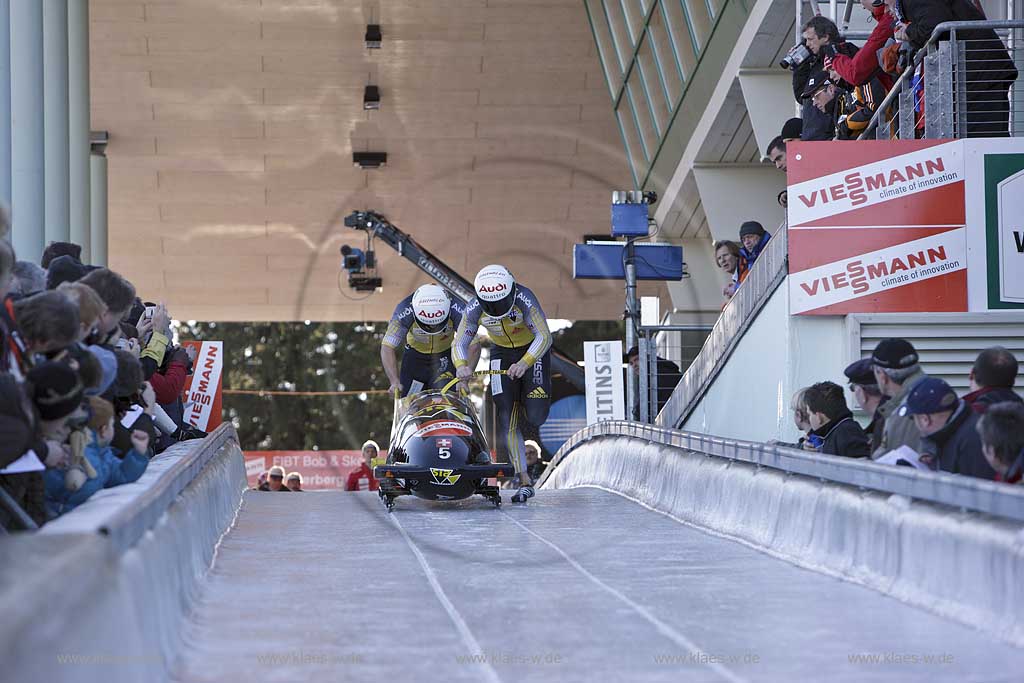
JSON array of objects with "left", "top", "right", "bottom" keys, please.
[
  {"left": 626, "top": 345, "right": 682, "bottom": 420},
  {"left": 793, "top": 16, "right": 859, "bottom": 141},
  {"left": 963, "top": 346, "right": 1021, "bottom": 414},
  {"left": 897, "top": 0, "right": 1017, "bottom": 136},
  {"left": 976, "top": 402, "right": 1024, "bottom": 484},
  {"left": 900, "top": 377, "right": 995, "bottom": 479},
  {"left": 802, "top": 381, "right": 871, "bottom": 458}
]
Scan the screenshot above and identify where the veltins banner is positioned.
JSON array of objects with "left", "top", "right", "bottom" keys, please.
[
  {"left": 787, "top": 140, "right": 968, "bottom": 315},
  {"left": 584, "top": 341, "right": 624, "bottom": 425}
]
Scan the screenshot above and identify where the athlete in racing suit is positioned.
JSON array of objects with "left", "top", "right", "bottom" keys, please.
[
  {"left": 454, "top": 265, "right": 552, "bottom": 503},
  {"left": 381, "top": 284, "right": 479, "bottom": 398}
]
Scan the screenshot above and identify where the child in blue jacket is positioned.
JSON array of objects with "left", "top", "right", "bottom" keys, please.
[{"left": 44, "top": 396, "right": 149, "bottom": 518}]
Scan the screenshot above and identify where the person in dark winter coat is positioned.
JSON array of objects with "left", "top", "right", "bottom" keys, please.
[
  {"left": 737, "top": 221, "right": 772, "bottom": 283},
  {"left": 625, "top": 346, "right": 682, "bottom": 420},
  {"left": 963, "top": 346, "right": 1021, "bottom": 414},
  {"left": 975, "top": 402, "right": 1024, "bottom": 484},
  {"left": 897, "top": 0, "right": 1018, "bottom": 136},
  {"left": 901, "top": 377, "right": 995, "bottom": 479},
  {"left": 802, "top": 381, "right": 871, "bottom": 458},
  {"left": 844, "top": 358, "right": 889, "bottom": 453}
]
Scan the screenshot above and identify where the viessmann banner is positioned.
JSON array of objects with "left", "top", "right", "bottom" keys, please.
[
  {"left": 788, "top": 138, "right": 1024, "bottom": 314},
  {"left": 787, "top": 140, "right": 968, "bottom": 315}
]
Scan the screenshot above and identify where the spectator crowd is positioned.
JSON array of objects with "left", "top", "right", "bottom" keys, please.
[
  {"left": 786, "top": 339, "right": 1024, "bottom": 484},
  {"left": 1, "top": 222, "right": 206, "bottom": 531}
]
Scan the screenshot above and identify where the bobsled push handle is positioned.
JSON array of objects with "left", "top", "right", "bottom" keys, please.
[{"left": 439, "top": 369, "right": 507, "bottom": 397}]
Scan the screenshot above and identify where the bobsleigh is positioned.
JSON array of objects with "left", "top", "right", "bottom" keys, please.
[{"left": 374, "top": 384, "right": 509, "bottom": 511}]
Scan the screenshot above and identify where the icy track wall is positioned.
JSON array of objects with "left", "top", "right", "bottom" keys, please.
[
  {"left": 543, "top": 435, "right": 1024, "bottom": 647},
  {"left": 1, "top": 427, "right": 247, "bottom": 683}
]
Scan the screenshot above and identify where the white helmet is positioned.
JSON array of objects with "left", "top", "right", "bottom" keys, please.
[
  {"left": 411, "top": 284, "right": 451, "bottom": 334},
  {"left": 474, "top": 264, "right": 517, "bottom": 318}
]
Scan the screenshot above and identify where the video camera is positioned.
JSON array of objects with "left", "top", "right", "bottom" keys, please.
[
  {"left": 340, "top": 212, "right": 384, "bottom": 292},
  {"left": 780, "top": 41, "right": 811, "bottom": 69}
]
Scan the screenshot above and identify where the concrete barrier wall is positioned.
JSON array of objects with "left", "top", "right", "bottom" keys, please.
[
  {"left": 1, "top": 435, "right": 247, "bottom": 683},
  {"left": 544, "top": 436, "right": 1024, "bottom": 646}
]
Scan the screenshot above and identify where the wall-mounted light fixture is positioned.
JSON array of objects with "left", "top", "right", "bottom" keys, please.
[
  {"left": 365, "top": 24, "right": 382, "bottom": 49},
  {"left": 363, "top": 85, "right": 380, "bottom": 110},
  {"left": 353, "top": 152, "right": 387, "bottom": 169}
]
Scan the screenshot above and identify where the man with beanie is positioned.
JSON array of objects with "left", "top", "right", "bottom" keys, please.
[
  {"left": 44, "top": 395, "right": 149, "bottom": 517},
  {"left": 781, "top": 117, "right": 803, "bottom": 141},
  {"left": 844, "top": 358, "right": 888, "bottom": 453},
  {"left": 260, "top": 465, "right": 291, "bottom": 492},
  {"left": 1, "top": 362, "right": 85, "bottom": 528},
  {"left": 737, "top": 221, "right": 772, "bottom": 284},
  {"left": 45, "top": 254, "right": 88, "bottom": 290},
  {"left": 872, "top": 338, "right": 928, "bottom": 458},
  {"left": 899, "top": 377, "right": 994, "bottom": 480},
  {"left": 287, "top": 472, "right": 304, "bottom": 491}
]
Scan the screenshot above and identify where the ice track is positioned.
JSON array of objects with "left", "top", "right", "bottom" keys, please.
[{"left": 173, "top": 488, "right": 1024, "bottom": 682}]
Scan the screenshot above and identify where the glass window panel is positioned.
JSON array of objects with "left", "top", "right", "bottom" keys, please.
[
  {"left": 616, "top": 101, "right": 646, "bottom": 186},
  {"left": 618, "top": 0, "right": 646, "bottom": 45},
  {"left": 585, "top": 0, "right": 623, "bottom": 97},
  {"left": 661, "top": 0, "right": 699, "bottom": 81},
  {"left": 626, "top": 71, "right": 659, "bottom": 160},
  {"left": 602, "top": 0, "right": 635, "bottom": 75},
  {"left": 681, "top": 0, "right": 713, "bottom": 49},
  {"left": 645, "top": 11, "right": 684, "bottom": 110},
  {"left": 636, "top": 38, "right": 670, "bottom": 133}
]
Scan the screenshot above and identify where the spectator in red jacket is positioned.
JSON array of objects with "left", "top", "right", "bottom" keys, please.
[
  {"left": 345, "top": 440, "right": 379, "bottom": 491},
  {"left": 826, "top": 0, "right": 896, "bottom": 92}
]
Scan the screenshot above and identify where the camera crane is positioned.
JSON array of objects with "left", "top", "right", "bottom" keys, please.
[{"left": 342, "top": 210, "right": 586, "bottom": 392}]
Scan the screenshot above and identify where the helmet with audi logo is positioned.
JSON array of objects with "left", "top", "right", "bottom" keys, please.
[
  {"left": 473, "top": 264, "right": 517, "bottom": 318},
  {"left": 411, "top": 284, "right": 451, "bottom": 334}
]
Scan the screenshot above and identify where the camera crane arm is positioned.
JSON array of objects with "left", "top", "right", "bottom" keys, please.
[{"left": 343, "top": 210, "right": 586, "bottom": 392}]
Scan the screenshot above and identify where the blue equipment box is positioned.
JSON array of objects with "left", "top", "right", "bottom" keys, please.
[
  {"left": 573, "top": 242, "right": 683, "bottom": 280},
  {"left": 611, "top": 203, "right": 649, "bottom": 237}
]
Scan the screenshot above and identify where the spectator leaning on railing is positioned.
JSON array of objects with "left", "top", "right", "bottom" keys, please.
[
  {"left": 976, "top": 402, "right": 1024, "bottom": 484},
  {"left": 714, "top": 240, "right": 742, "bottom": 301},
  {"left": 899, "top": 376, "right": 995, "bottom": 479},
  {"left": 871, "top": 338, "right": 927, "bottom": 458},
  {"left": 801, "top": 381, "right": 872, "bottom": 458},
  {"left": 963, "top": 346, "right": 1021, "bottom": 413}
]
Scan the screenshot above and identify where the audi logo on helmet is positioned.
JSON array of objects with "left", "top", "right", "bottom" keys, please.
[
  {"left": 418, "top": 308, "right": 445, "bottom": 319},
  {"left": 478, "top": 283, "right": 507, "bottom": 293}
]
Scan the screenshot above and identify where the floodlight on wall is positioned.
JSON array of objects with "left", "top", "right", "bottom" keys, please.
[
  {"left": 353, "top": 152, "right": 387, "bottom": 169},
  {"left": 363, "top": 85, "right": 380, "bottom": 110},
  {"left": 365, "top": 24, "right": 382, "bottom": 49}
]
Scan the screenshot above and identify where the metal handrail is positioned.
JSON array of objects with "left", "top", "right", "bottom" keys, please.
[
  {"left": 98, "top": 423, "right": 240, "bottom": 552},
  {"left": 860, "top": 19, "right": 1024, "bottom": 139},
  {"left": 0, "top": 485, "right": 37, "bottom": 531},
  {"left": 545, "top": 420, "right": 1024, "bottom": 522},
  {"left": 655, "top": 221, "right": 789, "bottom": 429}
]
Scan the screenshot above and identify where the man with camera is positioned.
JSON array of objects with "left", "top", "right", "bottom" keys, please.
[{"left": 786, "top": 16, "right": 859, "bottom": 141}]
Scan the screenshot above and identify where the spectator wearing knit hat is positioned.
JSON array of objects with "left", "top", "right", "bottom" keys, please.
[
  {"left": 45, "top": 254, "right": 88, "bottom": 291},
  {"left": 976, "top": 403, "right": 1024, "bottom": 484},
  {"left": 871, "top": 338, "right": 927, "bottom": 458},
  {"left": 287, "top": 472, "right": 304, "bottom": 491},
  {"left": 844, "top": 358, "right": 888, "bottom": 453},
  {"left": 736, "top": 221, "right": 772, "bottom": 284},
  {"left": 899, "top": 377, "right": 995, "bottom": 480}
]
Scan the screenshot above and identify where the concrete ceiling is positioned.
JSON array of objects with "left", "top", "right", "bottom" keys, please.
[{"left": 91, "top": 0, "right": 667, "bottom": 322}]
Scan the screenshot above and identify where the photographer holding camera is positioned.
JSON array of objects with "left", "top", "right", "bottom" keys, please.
[{"left": 786, "top": 16, "right": 859, "bottom": 141}]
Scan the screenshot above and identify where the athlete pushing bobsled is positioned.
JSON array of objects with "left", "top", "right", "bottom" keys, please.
[
  {"left": 454, "top": 265, "right": 552, "bottom": 504},
  {"left": 380, "top": 284, "right": 480, "bottom": 398}
]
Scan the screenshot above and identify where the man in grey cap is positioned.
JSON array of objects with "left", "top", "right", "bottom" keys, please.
[{"left": 871, "top": 338, "right": 927, "bottom": 458}]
